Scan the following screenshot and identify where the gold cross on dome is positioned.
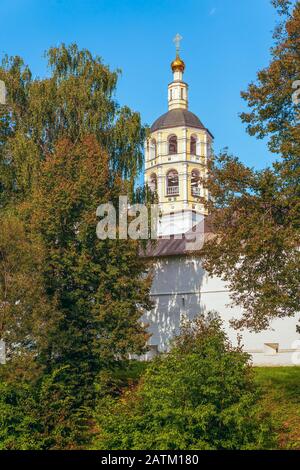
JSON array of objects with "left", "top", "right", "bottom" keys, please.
[{"left": 173, "top": 33, "right": 183, "bottom": 56}]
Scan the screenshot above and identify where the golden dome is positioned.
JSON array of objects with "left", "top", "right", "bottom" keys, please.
[{"left": 171, "top": 55, "right": 185, "bottom": 73}]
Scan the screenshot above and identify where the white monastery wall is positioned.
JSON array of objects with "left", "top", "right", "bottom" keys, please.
[{"left": 142, "top": 256, "right": 300, "bottom": 366}]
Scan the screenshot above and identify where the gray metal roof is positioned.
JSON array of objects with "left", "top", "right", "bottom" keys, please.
[
  {"left": 141, "top": 217, "right": 215, "bottom": 258},
  {"left": 150, "top": 108, "right": 209, "bottom": 134}
]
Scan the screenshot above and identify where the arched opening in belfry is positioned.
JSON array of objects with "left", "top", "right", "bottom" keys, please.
[
  {"left": 150, "top": 138, "right": 157, "bottom": 159},
  {"left": 168, "top": 134, "right": 177, "bottom": 154},
  {"left": 166, "top": 169, "right": 179, "bottom": 196},
  {"left": 190, "top": 135, "right": 197, "bottom": 155}
]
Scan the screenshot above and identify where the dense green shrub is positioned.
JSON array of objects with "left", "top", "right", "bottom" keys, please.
[
  {"left": 0, "top": 381, "right": 40, "bottom": 450},
  {"left": 0, "top": 367, "right": 90, "bottom": 449},
  {"left": 93, "top": 316, "right": 275, "bottom": 450}
]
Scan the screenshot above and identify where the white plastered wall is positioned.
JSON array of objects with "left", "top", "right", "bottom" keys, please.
[{"left": 141, "top": 256, "right": 300, "bottom": 366}]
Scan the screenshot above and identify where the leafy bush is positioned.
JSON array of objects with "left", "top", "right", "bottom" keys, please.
[
  {"left": 94, "top": 316, "right": 275, "bottom": 450},
  {"left": 0, "top": 367, "right": 90, "bottom": 449},
  {"left": 0, "top": 381, "right": 41, "bottom": 450}
]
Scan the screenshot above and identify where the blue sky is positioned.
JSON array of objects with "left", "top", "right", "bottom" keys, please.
[{"left": 0, "top": 0, "right": 281, "bottom": 170}]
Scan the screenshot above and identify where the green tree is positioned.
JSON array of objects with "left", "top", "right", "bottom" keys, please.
[
  {"left": 0, "top": 43, "right": 144, "bottom": 206},
  {"left": 25, "top": 136, "right": 152, "bottom": 405},
  {"left": 93, "top": 316, "right": 273, "bottom": 450},
  {"left": 0, "top": 214, "right": 60, "bottom": 378},
  {"left": 200, "top": 1, "right": 300, "bottom": 331},
  {"left": 0, "top": 44, "right": 152, "bottom": 448}
]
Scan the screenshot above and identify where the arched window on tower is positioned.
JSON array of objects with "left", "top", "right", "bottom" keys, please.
[
  {"left": 168, "top": 135, "right": 177, "bottom": 154},
  {"left": 191, "top": 169, "right": 201, "bottom": 197},
  {"left": 190, "top": 135, "right": 197, "bottom": 155},
  {"left": 150, "top": 138, "right": 157, "bottom": 159},
  {"left": 166, "top": 169, "right": 179, "bottom": 196},
  {"left": 149, "top": 173, "right": 157, "bottom": 193}
]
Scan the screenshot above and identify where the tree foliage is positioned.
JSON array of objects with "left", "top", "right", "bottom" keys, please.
[
  {"left": 0, "top": 367, "right": 90, "bottom": 449},
  {"left": 200, "top": 1, "right": 300, "bottom": 331},
  {"left": 0, "top": 43, "right": 145, "bottom": 207},
  {"left": 0, "top": 44, "right": 151, "bottom": 448},
  {"left": 24, "top": 136, "right": 152, "bottom": 404},
  {"left": 0, "top": 214, "right": 59, "bottom": 377}
]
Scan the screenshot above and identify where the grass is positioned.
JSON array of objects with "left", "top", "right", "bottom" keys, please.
[{"left": 254, "top": 367, "right": 300, "bottom": 449}]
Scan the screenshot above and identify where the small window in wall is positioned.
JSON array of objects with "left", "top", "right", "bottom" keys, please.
[
  {"left": 264, "top": 343, "right": 279, "bottom": 355},
  {"left": 181, "top": 88, "right": 183, "bottom": 100}
]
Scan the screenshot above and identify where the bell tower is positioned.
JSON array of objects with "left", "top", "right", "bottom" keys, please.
[{"left": 144, "top": 35, "right": 213, "bottom": 236}]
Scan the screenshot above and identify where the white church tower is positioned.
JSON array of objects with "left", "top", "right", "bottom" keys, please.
[
  {"left": 144, "top": 34, "right": 213, "bottom": 236},
  {"left": 142, "top": 35, "right": 299, "bottom": 365}
]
